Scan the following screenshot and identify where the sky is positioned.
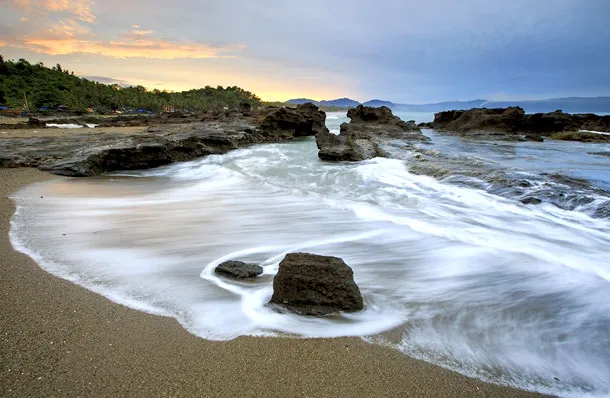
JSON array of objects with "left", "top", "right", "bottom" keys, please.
[{"left": 1, "top": 0, "right": 609, "bottom": 103}]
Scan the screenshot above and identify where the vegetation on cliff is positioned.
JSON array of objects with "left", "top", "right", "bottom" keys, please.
[{"left": 0, "top": 55, "right": 261, "bottom": 113}]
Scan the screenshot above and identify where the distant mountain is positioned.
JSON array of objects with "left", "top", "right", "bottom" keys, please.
[
  {"left": 362, "top": 99, "right": 395, "bottom": 108},
  {"left": 286, "top": 97, "right": 360, "bottom": 108},
  {"left": 286, "top": 97, "right": 610, "bottom": 114},
  {"left": 319, "top": 98, "right": 360, "bottom": 108},
  {"left": 286, "top": 98, "right": 317, "bottom": 105}
]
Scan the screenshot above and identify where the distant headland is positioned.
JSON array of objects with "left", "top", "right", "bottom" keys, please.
[{"left": 287, "top": 97, "right": 610, "bottom": 114}]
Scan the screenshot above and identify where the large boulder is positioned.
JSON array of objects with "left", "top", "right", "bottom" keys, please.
[
  {"left": 269, "top": 253, "right": 364, "bottom": 315},
  {"left": 215, "top": 261, "right": 263, "bottom": 279},
  {"left": 346, "top": 105, "right": 401, "bottom": 124},
  {"left": 260, "top": 103, "right": 328, "bottom": 137},
  {"left": 316, "top": 105, "right": 425, "bottom": 161}
]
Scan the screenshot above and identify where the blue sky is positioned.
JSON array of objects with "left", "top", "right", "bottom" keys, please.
[{"left": 1, "top": 0, "right": 608, "bottom": 102}]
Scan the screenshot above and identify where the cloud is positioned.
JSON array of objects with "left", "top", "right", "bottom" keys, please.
[
  {"left": 18, "top": 37, "right": 242, "bottom": 59},
  {"left": 128, "top": 29, "right": 154, "bottom": 37},
  {"left": 1, "top": 5, "right": 243, "bottom": 60},
  {"left": 2, "top": 0, "right": 609, "bottom": 102},
  {"left": 82, "top": 75, "right": 133, "bottom": 86},
  {"left": 9, "top": 0, "right": 96, "bottom": 23}
]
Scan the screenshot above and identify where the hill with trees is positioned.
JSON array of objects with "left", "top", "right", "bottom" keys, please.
[{"left": 0, "top": 55, "right": 261, "bottom": 113}]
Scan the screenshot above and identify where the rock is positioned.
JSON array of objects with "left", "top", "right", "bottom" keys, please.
[
  {"left": 269, "top": 253, "right": 364, "bottom": 315},
  {"left": 0, "top": 104, "right": 328, "bottom": 176},
  {"left": 215, "top": 261, "right": 263, "bottom": 279},
  {"left": 28, "top": 117, "right": 45, "bottom": 127},
  {"left": 524, "top": 134, "right": 544, "bottom": 142},
  {"left": 316, "top": 105, "right": 426, "bottom": 161},
  {"left": 432, "top": 107, "right": 525, "bottom": 134},
  {"left": 238, "top": 102, "right": 252, "bottom": 116},
  {"left": 520, "top": 197, "right": 542, "bottom": 205},
  {"left": 429, "top": 107, "right": 610, "bottom": 141},
  {"left": 549, "top": 131, "right": 610, "bottom": 143},
  {"left": 261, "top": 103, "right": 328, "bottom": 137}
]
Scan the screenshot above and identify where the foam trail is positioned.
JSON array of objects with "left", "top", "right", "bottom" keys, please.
[{"left": 9, "top": 134, "right": 610, "bottom": 397}]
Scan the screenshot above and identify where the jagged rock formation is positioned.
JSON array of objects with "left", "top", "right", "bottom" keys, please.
[
  {"left": 316, "top": 105, "right": 426, "bottom": 161},
  {"left": 428, "top": 107, "right": 610, "bottom": 141},
  {"left": 0, "top": 104, "right": 327, "bottom": 176},
  {"left": 269, "top": 253, "right": 363, "bottom": 316}
]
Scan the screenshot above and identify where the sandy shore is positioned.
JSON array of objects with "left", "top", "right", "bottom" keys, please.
[{"left": 0, "top": 168, "right": 546, "bottom": 397}]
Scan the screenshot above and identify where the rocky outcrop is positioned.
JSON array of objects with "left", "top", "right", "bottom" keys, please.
[
  {"left": 0, "top": 105, "right": 327, "bottom": 176},
  {"left": 261, "top": 103, "right": 328, "bottom": 137},
  {"left": 215, "top": 261, "right": 263, "bottom": 279},
  {"left": 432, "top": 107, "right": 525, "bottom": 133},
  {"left": 269, "top": 253, "right": 363, "bottom": 316},
  {"left": 316, "top": 105, "right": 426, "bottom": 161},
  {"left": 429, "top": 107, "right": 610, "bottom": 141}
]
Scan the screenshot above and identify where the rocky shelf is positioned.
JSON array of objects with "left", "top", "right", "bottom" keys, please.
[
  {"left": 420, "top": 107, "right": 610, "bottom": 142},
  {"left": 0, "top": 104, "right": 328, "bottom": 177}
]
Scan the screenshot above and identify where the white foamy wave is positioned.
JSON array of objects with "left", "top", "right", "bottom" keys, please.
[
  {"left": 46, "top": 123, "right": 84, "bottom": 129},
  {"left": 9, "top": 135, "right": 610, "bottom": 396},
  {"left": 580, "top": 130, "right": 610, "bottom": 135}
]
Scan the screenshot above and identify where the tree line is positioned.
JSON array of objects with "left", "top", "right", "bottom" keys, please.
[{"left": 0, "top": 55, "right": 262, "bottom": 113}]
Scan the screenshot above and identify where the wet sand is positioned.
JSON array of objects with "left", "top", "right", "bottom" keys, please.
[{"left": 0, "top": 168, "right": 546, "bottom": 397}]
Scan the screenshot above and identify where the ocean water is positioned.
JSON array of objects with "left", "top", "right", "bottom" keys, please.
[{"left": 10, "top": 112, "right": 610, "bottom": 397}]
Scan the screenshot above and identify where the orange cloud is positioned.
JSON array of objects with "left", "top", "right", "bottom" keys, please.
[
  {"left": 9, "top": 0, "right": 96, "bottom": 23},
  {"left": 130, "top": 30, "right": 154, "bottom": 36},
  {"left": 2, "top": 2, "right": 243, "bottom": 60},
  {"left": 12, "top": 34, "right": 243, "bottom": 59},
  {"left": 46, "top": 18, "right": 91, "bottom": 38}
]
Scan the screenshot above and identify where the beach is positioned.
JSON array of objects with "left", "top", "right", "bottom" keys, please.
[{"left": 0, "top": 167, "right": 546, "bottom": 397}]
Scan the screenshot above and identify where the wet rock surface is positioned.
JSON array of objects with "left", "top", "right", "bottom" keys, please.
[
  {"left": 215, "top": 261, "right": 263, "bottom": 279},
  {"left": 316, "top": 105, "right": 426, "bottom": 161},
  {"left": 0, "top": 104, "right": 327, "bottom": 176},
  {"left": 269, "top": 253, "right": 364, "bottom": 316}
]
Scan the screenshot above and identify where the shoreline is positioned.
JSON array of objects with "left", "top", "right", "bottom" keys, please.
[{"left": 1, "top": 168, "right": 547, "bottom": 397}]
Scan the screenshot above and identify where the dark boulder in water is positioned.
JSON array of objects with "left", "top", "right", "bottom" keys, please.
[
  {"left": 269, "top": 253, "right": 364, "bottom": 316},
  {"left": 215, "top": 261, "right": 263, "bottom": 279},
  {"left": 520, "top": 197, "right": 543, "bottom": 205},
  {"left": 316, "top": 105, "right": 426, "bottom": 161}
]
